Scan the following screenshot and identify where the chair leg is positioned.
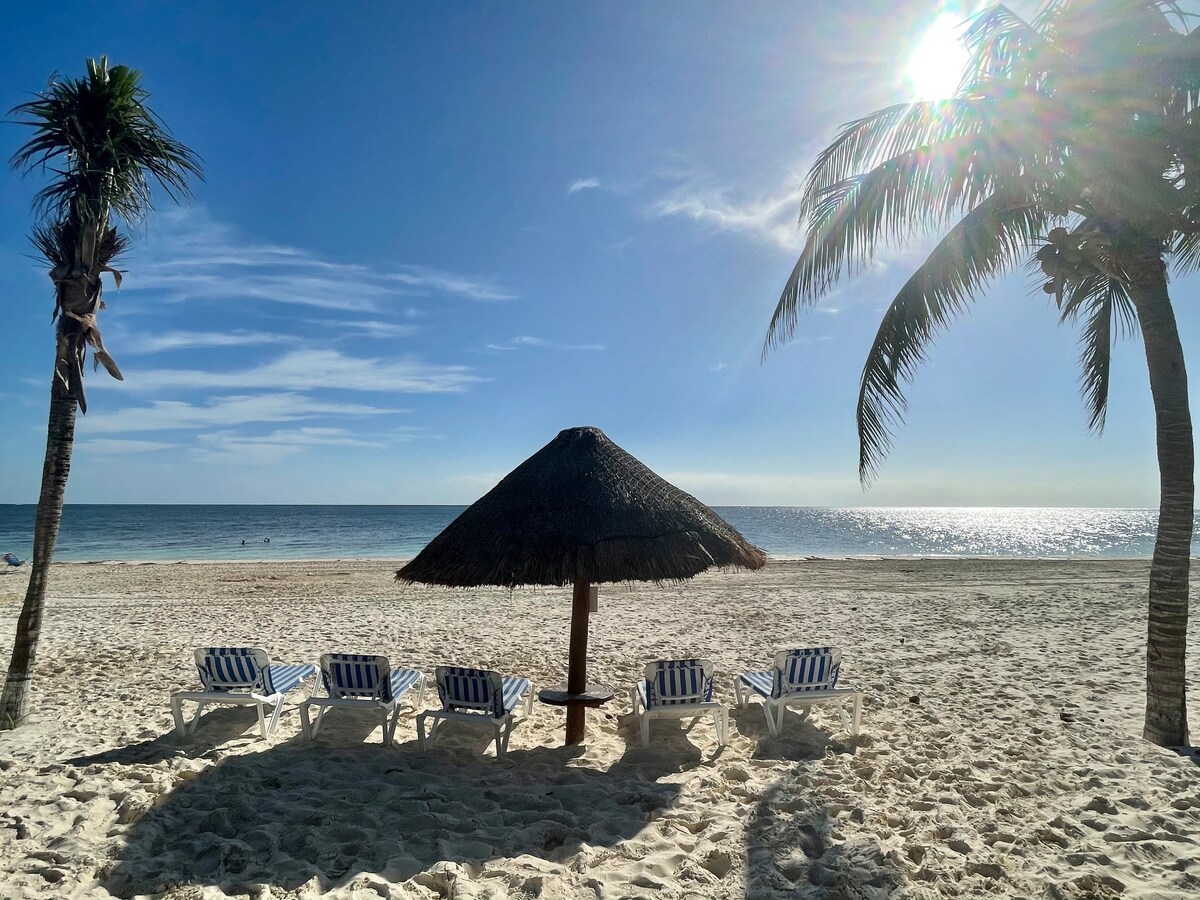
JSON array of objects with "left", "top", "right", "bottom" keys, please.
[
  {"left": 170, "top": 697, "right": 187, "bottom": 736},
  {"left": 852, "top": 695, "right": 863, "bottom": 736},
  {"left": 265, "top": 698, "right": 286, "bottom": 737},
  {"left": 640, "top": 714, "right": 650, "bottom": 747},
  {"left": 416, "top": 712, "right": 429, "bottom": 752},
  {"left": 385, "top": 707, "right": 401, "bottom": 747},
  {"left": 494, "top": 723, "right": 505, "bottom": 758},
  {"left": 299, "top": 701, "right": 314, "bottom": 741},
  {"left": 763, "top": 701, "right": 777, "bottom": 737},
  {"left": 255, "top": 702, "right": 269, "bottom": 739},
  {"left": 188, "top": 700, "right": 208, "bottom": 734},
  {"left": 733, "top": 678, "right": 745, "bottom": 708}
]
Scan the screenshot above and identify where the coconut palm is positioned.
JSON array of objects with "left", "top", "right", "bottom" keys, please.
[
  {"left": 1, "top": 58, "right": 201, "bottom": 729},
  {"left": 766, "top": 1, "right": 1197, "bottom": 746}
]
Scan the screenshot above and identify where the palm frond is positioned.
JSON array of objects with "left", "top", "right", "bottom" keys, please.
[
  {"left": 854, "top": 194, "right": 1049, "bottom": 481},
  {"left": 1057, "top": 273, "right": 1136, "bottom": 432},
  {"left": 30, "top": 217, "right": 130, "bottom": 270},
  {"left": 799, "top": 99, "right": 987, "bottom": 223},
  {"left": 10, "top": 57, "right": 202, "bottom": 227},
  {"left": 766, "top": 133, "right": 1043, "bottom": 350}
]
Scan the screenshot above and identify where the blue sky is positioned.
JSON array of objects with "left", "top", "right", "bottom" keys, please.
[{"left": 0, "top": 1, "right": 1190, "bottom": 506}]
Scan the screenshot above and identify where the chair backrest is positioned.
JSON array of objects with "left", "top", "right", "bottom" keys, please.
[
  {"left": 195, "top": 647, "right": 270, "bottom": 692},
  {"left": 435, "top": 666, "right": 506, "bottom": 717},
  {"left": 321, "top": 653, "right": 393, "bottom": 702},
  {"left": 643, "top": 658, "right": 714, "bottom": 708},
  {"left": 3, "top": 553, "right": 20, "bottom": 566},
  {"left": 772, "top": 647, "right": 841, "bottom": 698}
]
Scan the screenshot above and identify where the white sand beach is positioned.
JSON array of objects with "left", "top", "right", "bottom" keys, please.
[{"left": 0, "top": 558, "right": 1197, "bottom": 899}]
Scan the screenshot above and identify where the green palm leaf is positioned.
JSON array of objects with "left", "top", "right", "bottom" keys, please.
[{"left": 854, "top": 195, "right": 1048, "bottom": 479}]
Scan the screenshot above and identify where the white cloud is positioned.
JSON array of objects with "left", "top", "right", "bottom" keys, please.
[
  {"left": 649, "top": 176, "right": 805, "bottom": 250},
  {"left": 311, "top": 319, "right": 420, "bottom": 339},
  {"left": 485, "top": 336, "right": 606, "bottom": 352},
  {"left": 193, "top": 427, "right": 382, "bottom": 462},
  {"left": 119, "top": 330, "right": 291, "bottom": 354},
  {"left": 80, "top": 438, "right": 175, "bottom": 455},
  {"left": 83, "top": 393, "right": 399, "bottom": 434},
  {"left": 568, "top": 177, "right": 601, "bottom": 195},
  {"left": 710, "top": 362, "right": 728, "bottom": 372},
  {"left": 119, "top": 208, "right": 516, "bottom": 311},
  {"left": 384, "top": 267, "right": 515, "bottom": 302},
  {"left": 103, "top": 349, "right": 481, "bottom": 394}
]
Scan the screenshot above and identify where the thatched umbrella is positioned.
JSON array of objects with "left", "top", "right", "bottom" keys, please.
[{"left": 396, "top": 426, "right": 766, "bottom": 745}]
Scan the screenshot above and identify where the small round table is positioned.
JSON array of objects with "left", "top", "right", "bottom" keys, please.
[{"left": 537, "top": 685, "right": 616, "bottom": 708}]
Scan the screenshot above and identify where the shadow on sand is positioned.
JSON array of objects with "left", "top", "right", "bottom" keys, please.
[
  {"left": 96, "top": 714, "right": 690, "bottom": 897},
  {"left": 744, "top": 776, "right": 904, "bottom": 899}
]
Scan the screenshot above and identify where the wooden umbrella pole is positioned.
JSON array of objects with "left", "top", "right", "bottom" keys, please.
[{"left": 565, "top": 579, "right": 591, "bottom": 744}]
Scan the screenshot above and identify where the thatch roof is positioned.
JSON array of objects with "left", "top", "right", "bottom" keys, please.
[{"left": 396, "top": 426, "right": 766, "bottom": 588}]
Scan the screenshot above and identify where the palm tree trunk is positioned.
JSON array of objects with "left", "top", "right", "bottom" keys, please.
[
  {"left": 1127, "top": 249, "right": 1193, "bottom": 747},
  {"left": 0, "top": 375, "right": 76, "bottom": 730}
]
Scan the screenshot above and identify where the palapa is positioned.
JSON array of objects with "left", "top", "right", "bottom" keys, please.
[{"left": 396, "top": 426, "right": 766, "bottom": 744}]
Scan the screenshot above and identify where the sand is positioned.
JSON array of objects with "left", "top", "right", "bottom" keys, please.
[{"left": 0, "top": 557, "right": 1197, "bottom": 899}]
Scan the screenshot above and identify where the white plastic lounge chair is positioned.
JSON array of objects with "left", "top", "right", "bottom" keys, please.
[
  {"left": 170, "top": 647, "right": 317, "bottom": 739},
  {"left": 735, "top": 647, "right": 862, "bottom": 737},
  {"left": 632, "top": 658, "right": 728, "bottom": 748},
  {"left": 299, "top": 653, "right": 427, "bottom": 747},
  {"left": 416, "top": 666, "right": 533, "bottom": 758}
]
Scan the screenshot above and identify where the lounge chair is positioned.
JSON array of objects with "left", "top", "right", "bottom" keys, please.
[
  {"left": 299, "top": 653, "right": 427, "bottom": 747},
  {"left": 416, "top": 666, "right": 533, "bottom": 757},
  {"left": 735, "top": 647, "right": 863, "bottom": 737},
  {"left": 632, "top": 658, "right": 728, "bottom": 748},
  {"left": 171, "top": 647, "right": 317, "bottom": 739},
  {"left": 2, "top": 552, "right": 24, "bottom": 571}
]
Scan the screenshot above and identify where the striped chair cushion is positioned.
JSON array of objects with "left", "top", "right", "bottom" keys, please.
[
  {"left": 322, "top": 653, "right": 393, "bottom": 702},
  {"left": 771, "top": 647, "right": 841, "bottom": 698},
  {"left": 264, "top": 663, "right": 316, "bottom": 696},
  {"left": 197, "top": 647, "right": 269, "bottom": 692},
  {"left": 436, "top": 666, "right": 527, "bottom": 718},
  {"left": 389, "top": 668, "right": 425, "bottom": 700},
  {"left": 643, "top": 659, "right": 714, "bottom": 708}
]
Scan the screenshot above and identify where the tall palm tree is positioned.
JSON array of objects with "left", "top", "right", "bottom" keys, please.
[
  {"left": 1, "top": 58, "right": 201, "bottom": 730},
  {"left": 766, "top": 1, "right": 1196, "bottom": 746}
]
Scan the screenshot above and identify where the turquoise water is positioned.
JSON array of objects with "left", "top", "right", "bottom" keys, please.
[{"left": 0, "top": 505, "right": 1180, "bottom": 562}]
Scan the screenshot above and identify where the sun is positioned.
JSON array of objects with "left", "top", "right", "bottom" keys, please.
[{"left": 906, "top": 14, "right": 970, "bottom": 100}]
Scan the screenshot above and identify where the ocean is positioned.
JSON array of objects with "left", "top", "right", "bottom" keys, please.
[{"left": 0, "top": 505, "right": 1182, "bottom": 563}]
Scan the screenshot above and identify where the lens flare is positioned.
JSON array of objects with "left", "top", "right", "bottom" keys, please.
[{"left": 906, "top": 14, "right": 970, "bottom": 100}]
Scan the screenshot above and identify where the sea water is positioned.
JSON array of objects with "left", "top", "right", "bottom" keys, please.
[{"left": 0, "top": 505, "right": 1181, "bottom": 562}]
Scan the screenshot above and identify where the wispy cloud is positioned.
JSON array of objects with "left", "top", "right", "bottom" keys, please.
[
  {"left": 119, "top": 329, "right": 292, "bottom": 354},
  {"left": 649, "top": 175, "right": 805, "bottom": 250},
  {"left": 310, "top": 319, "right": 420, "bottom": 339},
  {"left": 384, "top": 267, "right": 515, "bottom": 301},
  {"left": 79, "top": 438, "right": 176, "bottom": 455},
  {"left": 568, "top": 177, "right": 601, "bottom": 195},
  {"left": 120, "top": 208, "right": 516, "bottom": 311},
  {"left": 193, "top": 427, "right": 382, "bottom": 462},
  {"left": 485, "top": 336, "right": 606, "bottom": 352},
  {"left": 83, "top": 393, "right": 399, "bottom": 434},
  {"left": 104, "top": 349, "right": 481, "bottom": 394}
]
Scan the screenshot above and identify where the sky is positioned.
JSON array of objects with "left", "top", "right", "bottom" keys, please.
[{"left": 0, "top": 0, "right": 1191, "bottom": 507}]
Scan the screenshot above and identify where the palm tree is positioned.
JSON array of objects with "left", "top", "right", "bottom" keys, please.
[
  {"left": 1, "top": 58, "right": 201, "bottom": 730},
  {"left": 766, "top": 1, "right": 1196, "bottom": 746}
]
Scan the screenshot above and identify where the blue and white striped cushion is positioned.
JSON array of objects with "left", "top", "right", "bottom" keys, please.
[
  {"left": 198, "top": 647, "right": 266, "bottom": 691},
  {"left": 324, "top": 654, "right": 392, "bottom": 701},
  {"left": 499, "top": 676, "right": 531, "bottom": 715},
  {"left": 264, "top": 663, "right": 317, "bottom": 696},
  {"left": 437, "top": 667, "right": 527, "bottom": 718},
  {"left": 772, "top": 648, "right": 841, "bottom": 698},
  {"left": 644, "top": 659, "right": 714, "bottom": 708},
  {"left": 389, "top": 668, "right": 425, "bottom": 701},
  {"left": 739, "top": 670, "right": 774, "bottom": 698}
]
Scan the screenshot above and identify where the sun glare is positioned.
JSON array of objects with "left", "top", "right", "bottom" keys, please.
[{"left": 906, "top": 14, "right": 970, "bottom": 100}]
